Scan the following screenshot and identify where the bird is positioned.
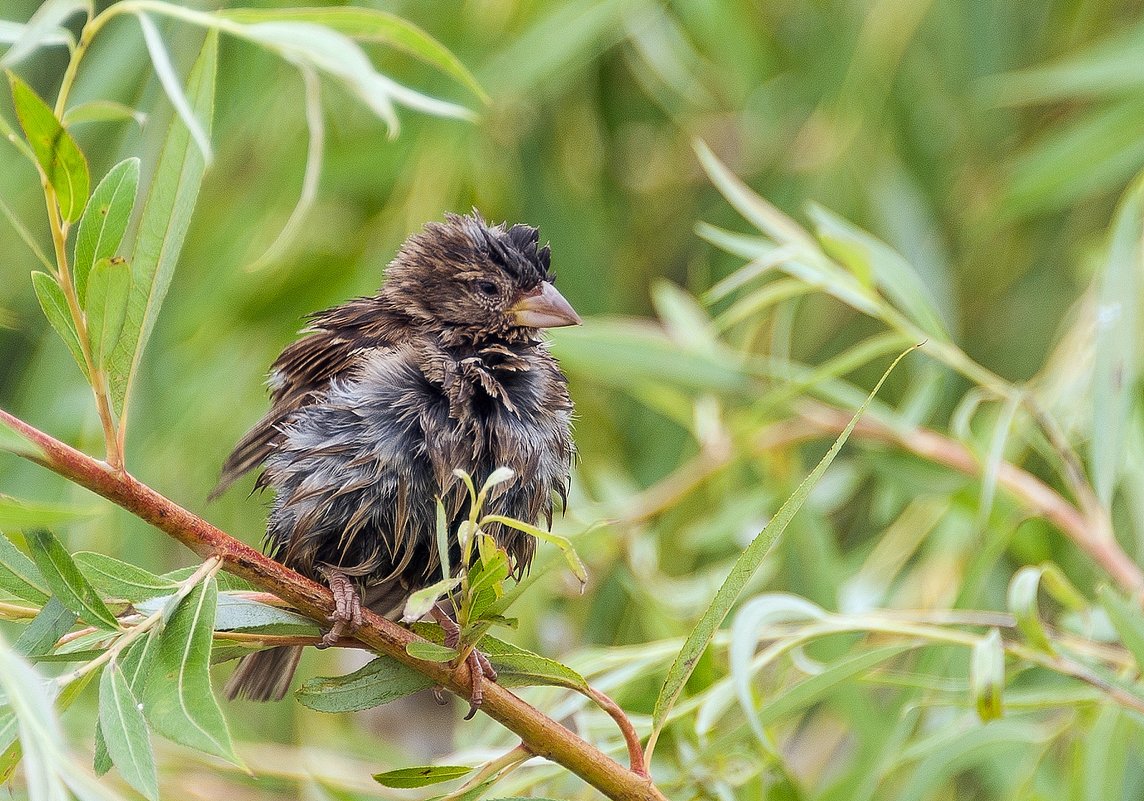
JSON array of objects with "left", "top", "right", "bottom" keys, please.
[{"left": 214, "top": 212, "right": 579, "bottom": 711}]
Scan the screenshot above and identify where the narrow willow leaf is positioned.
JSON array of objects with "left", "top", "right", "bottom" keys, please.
[
  {"left": 84, "top": 258, "right": 131, "bottom": 374},
  {"left": 137, "top": 14, "right": 212, "bottom": 161},
  {"left": 0, "top": 533, "right": 49, "bottom": 603},
  {"left": 73, "top": 552, "right": 177, "bottom": 602},
  {"left": 14, "top": 598, "right": 76, "bottom": 657},
  {"left": 109, "top": 30, "right": 217, "bottom": 414},
  {"left": 808, "top": 203, "right": 950, "bottom": 339},
  {"left": 480, "top": 515, "right": 587, "bottom": 587},
  {"left": 141, "top": 577, "right": 238, "bottom": 764},
  {"left": 401, "top": 574, "right": 462, "bottom": 623},
  {"left": 971, "top": 629, "right": 1005, "bottom": 722},
  {"left": 0, "top": 420, "right": 42, "bottom": 459},
  {"left": 99, "top": 662, "right": 158, "bottom": 801},
  {"left": 1007, "top": 564, "right": 1088, "bottom": 654},
  {"left": 8, "top": 72, "right": 90, "bottom": 221},
  {"left": 0, "top": 494, "right": 95, "bottom": 529},
  {"left": 26, "top": 529, "right": 118, "bottom": 630},
  {"left": 295, "top": 656, "right": 434, "bottom": 713},
  {"left": 1098, "top": 587, "right": 1144, "bottom": 671},
  {"left": 374, "top": 765, "right": 473, "bottom": 788},
  {"left": 74, "top": 158, "right": 140, "bottom": 300},
  {"left": 218, "top": 6, "right": 487, "bottom": 101},
  {"left": 693, "top": 139, "right": 816, "bottom": 250},
  {"left": 63, "top": 101, "right": 146, "bottom": 128},
  {"left": 0, "top": 633, "right": 68, "bottom": 800},
  {"left": 0, "top": 0, "right": 86, "bottom": 66},
  {"left": 1091, "top": 173, "right": 1143, "bottom": 507},
  {"left": 405, "top": 641, "right": 457, "bottom": 662},
  {"left": 480, "top": 635, "right": 588, "bottom": 691},
  {"left": 30, "top": 271, "right": 87, "bottom": 377},
  {"left": 648, "top": 345, "right": 918, "bottom": 748},
  {"left": 211, "top": 594, "right": 315, "bottom": 632}
]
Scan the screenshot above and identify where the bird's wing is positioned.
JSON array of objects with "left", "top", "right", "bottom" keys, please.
[{"left": 211, "top": 297, "right": 396, "bottom": 498}]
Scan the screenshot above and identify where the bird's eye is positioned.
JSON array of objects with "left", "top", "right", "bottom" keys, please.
[{"left": 475, "top": 280, "right": 499, "bottom": 298}]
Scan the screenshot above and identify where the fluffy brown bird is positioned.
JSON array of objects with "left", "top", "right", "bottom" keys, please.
[{"left": 216, "top": 213, "right": 579, "bottom": 709}]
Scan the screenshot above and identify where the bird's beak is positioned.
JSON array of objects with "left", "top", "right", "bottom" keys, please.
[{"left": 510, "top": 281, "right": 582, "bottom": 328}]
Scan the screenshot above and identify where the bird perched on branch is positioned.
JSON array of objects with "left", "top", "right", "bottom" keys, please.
[{"left": 215, "top": 213, "right": 579, "bottom": 710}]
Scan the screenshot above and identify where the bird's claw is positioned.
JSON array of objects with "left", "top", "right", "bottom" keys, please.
[
  {"left": 430, "top": 602, "right": 498, "bottom": 717},
  {"left": 316, "top": 568, "right": 361, "bottom": 649}
]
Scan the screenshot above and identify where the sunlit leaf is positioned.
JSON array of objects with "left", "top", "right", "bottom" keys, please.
[
  {"left": 74, "top": 157, "right": 139, "bottom": 300},
  {"left": 295, "top": 655, "right": 434, "bottom": 713},
  {"left": 9, "top": 71, "right": 90, "bottom": 221},
  {"left": 480, "top": 515, "right": 587, "bottom": 588},
  {"left": 98, "top": 662, "right": 158, "bottom": 800},
  {"left": 26, "top": 529, "right": 118, "bottom": 630},
  {"left": 1098, "top": 586, "right": 1144, "bottom": 672},
  {"left": 141, "top": 576, "right": 240, "bottom": 765},
  {"left": 137, "top": 14, "right": 213, "bottom": 162},
  {"left": 401, "top": 574, "right": 462, "bottom": 623},
  {"left": 1007, "top": 564, "right": 1088, "bottom": 655},
  {"left": 481, "top": 635, "right": 588, "bottom": 691}
]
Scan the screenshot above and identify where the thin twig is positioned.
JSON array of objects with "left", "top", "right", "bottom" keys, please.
[{"left": 0, "top": 408, "right": 666, "bottom": 801}]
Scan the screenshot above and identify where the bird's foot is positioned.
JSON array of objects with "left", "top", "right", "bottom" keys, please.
[
  {"left": 316, "top": 567, "right": 362, "bottom": 649},
  {"left": 430, "top": 603, "right": 498, "bottom": 719}
]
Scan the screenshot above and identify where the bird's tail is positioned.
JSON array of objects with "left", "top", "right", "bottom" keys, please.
[{"left": 224, "top": 646, "right": 302, "bottom": 702}]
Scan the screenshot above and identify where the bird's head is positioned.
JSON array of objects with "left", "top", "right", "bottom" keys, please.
[{"left": 381, "top": 212, "right": 581, "bottom": 344}]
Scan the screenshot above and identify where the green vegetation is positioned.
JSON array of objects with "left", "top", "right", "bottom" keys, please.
[{"left": 2, "top": 1, "right": 1144, "bottom": 799}]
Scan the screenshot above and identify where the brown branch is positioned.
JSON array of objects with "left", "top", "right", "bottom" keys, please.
[
  {"left": 0, "top": 409, "right": 666, "bottom": 801},
  {"left": 780, "top": 402, "right": 1144, "bottom": 599}
]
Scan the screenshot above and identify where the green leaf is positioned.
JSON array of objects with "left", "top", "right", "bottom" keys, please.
[
  {"left": 8, "top": 71, "right": 90, "bottom": 221},
  {"left": 84, "top": 257, "right": 131, "bottom": 375},
  {"left": 108, "top": 30, "right": 217, "bottom": 416},
  {"left": 0, "top": 533, "right": 49, "bottom": 603},
  {"left": 137, "top": 13, "right": 213, "bottom": 161},
  {"left": 73, "top": 552, "right": 177, "bottom": 602},
  {"left": 405, "top": 641, "right": 457, "bottom": 662},
  {"left": 30, "top": 271, "right": 87, "bottom": 378},
  {"left": 372, "top": 765, "right": 473, "bottom": 789},
  {"left": 0, "top": 0, "right": 87, "bottom": 67},
  {"left": 1091, "top": 173, "right": 1143, "bottom": 507},
  {"left": 211, "top": 593, "right": 316, "bottom": 632},
  {"left": 0, "top": 494, "right": 96, "bottom": 530},
  {"left": 62, "top": 100, "right": 146, "bottom": 128},
  {"left": 0, "top": 419, "right": 42, "bottom": 459},
  {"left": 73, "top": 157, "right": 140, "bottom": 300},
  {"left": 99, "top": 662, "right": 158, "bottom": 801},
  {"left": 401, "top": 574, "right": 463, "bottom": 623},
  {"left": 480, "top": 636, "right": 589, "bottom": 691},
  {"left": 1098, "top": 586, "right": 1144, "bottom": 672},
  {"left": 218, "top": 7, "right": 487, "bottom": 102},
  {"left": 295, "top": 656, "right": 434, "bottom": 713},
  {"left": 971, "top": 629, "right": 1005, "bottom": 722},
  {"left": 1006, "top": 564, "right": 1088, "bottom": 654},
  {"left": 141, "top": 576, "right": 239, "bottom": 765},
  {"left": 647, "top": 345, "right": 918, "bottom": 749},
  {"left": 808, "top": 203, "right": 950, "bottom": 339},
  {"left": 480, "top": 515, "right": 587, "bottom": 588},
  {"left": 14, "top": 598, "right": 76, "bottom": 657},
  {"left": 26, "top": 529, "right": 118, "bottom": 630}
]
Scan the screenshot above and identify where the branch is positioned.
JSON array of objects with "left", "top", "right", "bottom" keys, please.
[
  {"left": 0, "top": 409, "right": 665, "bottom": 801},
  {"left": 779, "top": 402, "right": 1144, "bottom": 599}
]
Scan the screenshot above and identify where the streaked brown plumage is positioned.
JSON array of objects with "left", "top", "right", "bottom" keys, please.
[{"left": 217, "top": 213, "right": 579, "bottom": 704}]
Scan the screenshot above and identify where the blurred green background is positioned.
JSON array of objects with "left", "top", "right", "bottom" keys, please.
[{"left": 3, "top": 0, "right": 1144, "bottom": 799}]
